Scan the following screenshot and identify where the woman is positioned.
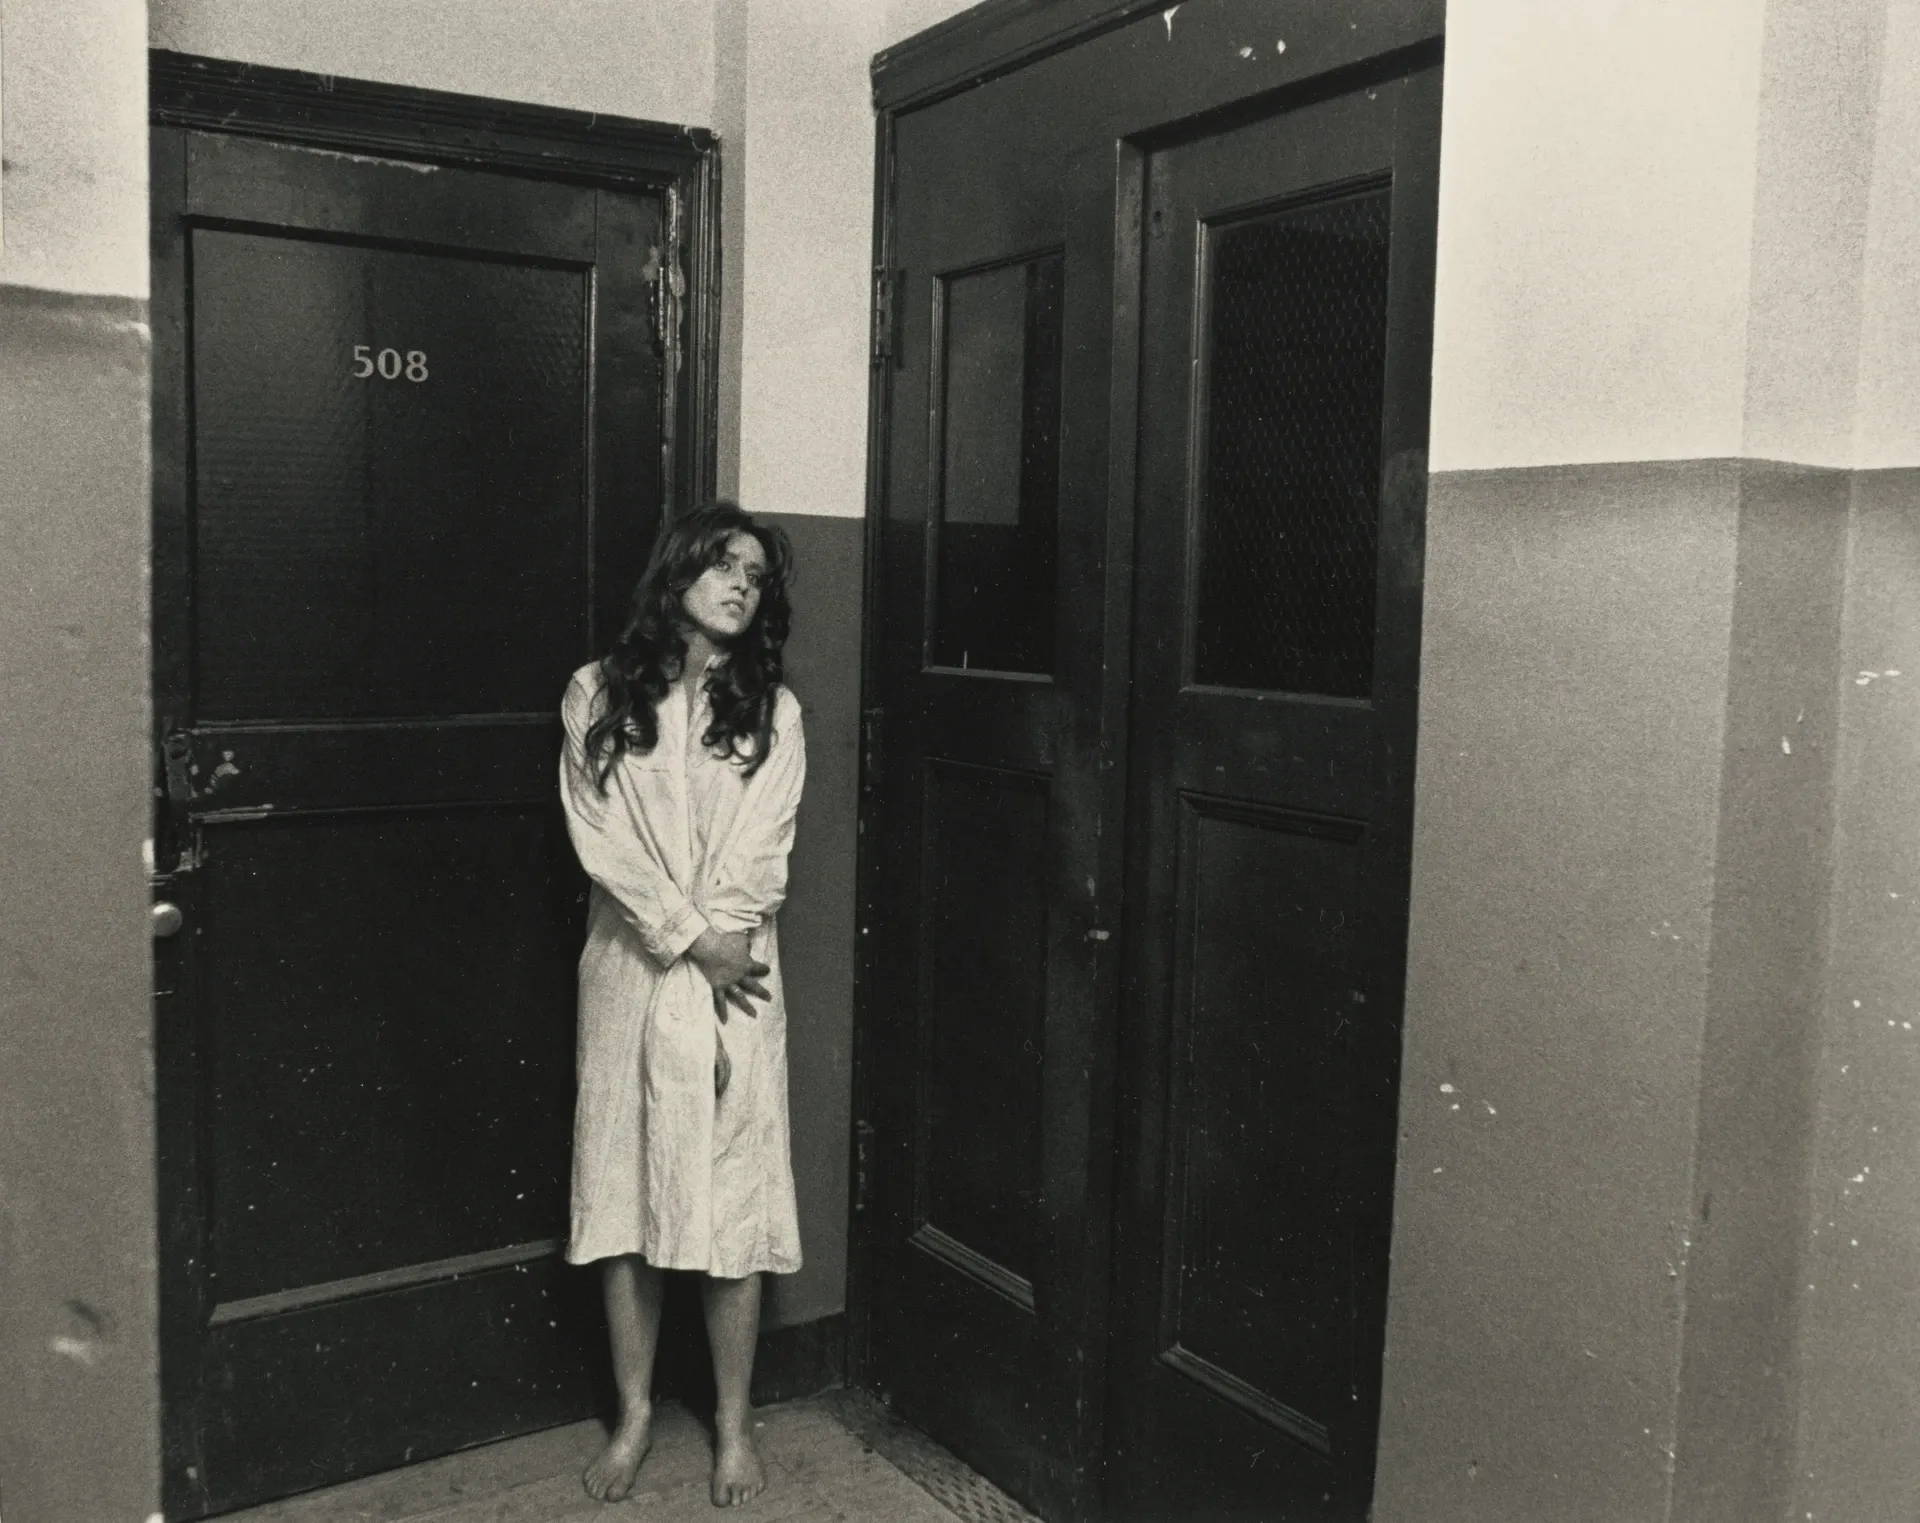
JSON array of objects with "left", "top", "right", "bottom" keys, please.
[{"left": 559, "top": 502, "right": 805, "bottom": 1508}]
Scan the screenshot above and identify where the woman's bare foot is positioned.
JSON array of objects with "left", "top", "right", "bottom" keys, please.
[
  {"left": 584, "top": 1401, "right": 653, "bottom": 1502},
  {"left": 711, "top": 1416, "right": 767, "bottom": 1507}
]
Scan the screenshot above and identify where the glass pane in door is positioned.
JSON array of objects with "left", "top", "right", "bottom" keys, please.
[
  {"left": 932, "top": 252, "right": 1064, "bottom": 675},
  {"left": 1192, "top": 187, "right": 1391, "bottom": 698}
]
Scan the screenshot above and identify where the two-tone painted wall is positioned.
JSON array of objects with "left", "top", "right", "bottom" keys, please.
[
  {"left": 1375, "top": 2, "right": 1920, "bottom": 1520},
  {"left": 0, "top": 2, "right": 157, "bottom": 1519}
]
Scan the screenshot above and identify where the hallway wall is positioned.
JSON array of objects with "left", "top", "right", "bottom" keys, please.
[
  {"left": 1787, "top": 18, "right": 1920, "bottom": 1513},
  {"left": 0, "top": 3, "right": 157, "bottom": 1521},
  {"left": 1795, "top": 464, "right": 1920, "bottom": 1523},
  {"left": 1379, "top": 2, "right": 1920, "bottom": 1520}
]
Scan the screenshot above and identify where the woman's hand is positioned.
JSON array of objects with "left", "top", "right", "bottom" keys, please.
[{"left": 688, "top": 927, "right": 770, "bottom": 1020}]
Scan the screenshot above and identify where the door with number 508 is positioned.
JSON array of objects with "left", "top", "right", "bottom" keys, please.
[{"left": 151, "top": 102, "right": 689, "bottom": 1518}]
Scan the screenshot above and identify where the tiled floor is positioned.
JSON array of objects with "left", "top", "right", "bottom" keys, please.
[{"left": 226, "top": 1395, "right": 999, "bottom": 1523}]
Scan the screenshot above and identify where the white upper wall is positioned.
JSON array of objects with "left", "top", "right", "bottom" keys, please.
[
  {"left": 1855, "top": 0, "right": 1920, "bottom": 468},
  {"left": 1427, "top": 0, "right": 1768, "bottom": 472},
  {"left": 1742, "top": 0, "right": 1888, "bottom": 467},
  {"left": 728, "top": 0, "right": 978, "bottom": 518},
  {"left": 151, "top": 0, "right": 716, "bottom": 127},
  {"left": 0, "top": 0, "right": 149, "bottom": 297},
  {"left": 880, "top": 0, "right": 986, "bottom": 49},
  {"left": 1431, "top": 0, "right": 1918, "bottom": 473},
  {"left": 732, "top": 0, "right": 883, "bottom": 520}
]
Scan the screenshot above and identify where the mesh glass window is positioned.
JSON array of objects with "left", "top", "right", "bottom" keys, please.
[{"left": 1193, "top": 187, "right": 1391, "bottom": 697}]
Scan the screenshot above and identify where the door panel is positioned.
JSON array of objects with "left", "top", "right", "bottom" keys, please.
[
  {"left": 917, "top": 759, "right": 1052, "bottom": 1297},
  {"left": 864, "top": 120, "right": 1098, "bottom": 1514},
  {"left": 153, "top": 122, "right": 672, "bottom": 1518},
  {"left": 200, "top": 1266, "right": 589, "bottom": 1503},
  {"left": 1159, "top": 796, "right": 1365, "bottom": 1453},
  {"left": 1106, "top": 72, "right": 1440, "bottom": 1522},
  {"left": 202, "top": 807, "right": 577, "bottom": 1299},
  {"left": 190, "top": 230, "right": 590, "bottom": 720}
]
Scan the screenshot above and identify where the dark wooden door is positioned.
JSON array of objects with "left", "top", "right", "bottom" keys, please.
[
  {"left": 151, "top": 119, "right": 672, "bottom": 1518},
  {"left": 1104, "top": 71, "right": 1441, "bottom": 1523},
  {"left": 863, "top": 9, "right": 1442, "bottom": 1521},
  {"left": 858, "top": 98, "right": 1124, "bottom": 1521}
]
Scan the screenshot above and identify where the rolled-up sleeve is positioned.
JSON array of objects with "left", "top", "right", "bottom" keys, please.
[
  {"left": 702, "top": 696, "right": 807, "bottom": 936},
  {"left": 559, "top": 671, "right": 710, "bottom": 965}
]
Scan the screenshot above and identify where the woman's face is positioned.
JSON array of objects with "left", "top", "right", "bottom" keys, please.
[{"left": 680, "top": 531, "right": 769, "bottom": 646}]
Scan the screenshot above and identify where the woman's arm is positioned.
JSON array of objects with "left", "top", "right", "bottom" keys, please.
[
  {"left": 558, "top": 670, "right": 711, "bottom": 966},
  {"left": 702, "top": 696, "right": 808, "bottom": 936}
]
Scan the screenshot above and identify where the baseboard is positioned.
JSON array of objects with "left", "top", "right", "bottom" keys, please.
[
  {"left": 751, "top": 1314, "right": 848, "bottom": 1405},
  {"left": 646, "top": 1283, "right": 845, "bottom": 1413}
]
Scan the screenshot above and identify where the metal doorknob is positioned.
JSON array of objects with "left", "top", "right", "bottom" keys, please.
[{"left": 151, "top": 902, "right": 184, "bottom": 938}]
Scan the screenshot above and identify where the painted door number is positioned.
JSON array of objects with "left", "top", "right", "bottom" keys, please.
[{"left": 351, "top": 345, "right": 429, "bottom": 382}]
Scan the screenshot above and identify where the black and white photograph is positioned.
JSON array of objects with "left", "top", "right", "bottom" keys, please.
[{"left": 2, "top": 2, "right": 1916, "bottom": 1520}]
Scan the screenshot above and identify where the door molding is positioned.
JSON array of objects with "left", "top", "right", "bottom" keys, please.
[
  {"left": 872, "top": 0, "right": 1170, "bottom": 111},
  {"left": 150, "top": 49, "right": 720, "bottom": 516}
]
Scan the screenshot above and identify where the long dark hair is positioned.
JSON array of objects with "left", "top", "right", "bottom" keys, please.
[{"left": 583, "top": 502, "right": 794, "bottom": 787}]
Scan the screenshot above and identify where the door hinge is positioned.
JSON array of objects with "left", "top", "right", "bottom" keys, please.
[
  {"left": 661, "top": 186, "right": 686, "bottom": 376},
  {"left": 870, "top": 267, "right": 897, "bottom": 367},
  {"left": 853, "top": 1119, "right": 876, "bottom": 1213},
  {"left": 644, "top": 186, "right": 687, "bottom": 372},
  {"left": 644, "top": 186, "right": 688, "bottom": 516}
]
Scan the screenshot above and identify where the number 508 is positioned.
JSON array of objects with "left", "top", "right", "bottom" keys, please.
[{"left": 352, "top": 345, "right": 428, "bottom": 383}]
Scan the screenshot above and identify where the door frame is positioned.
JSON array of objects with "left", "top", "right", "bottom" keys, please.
[
  {"left": 149, "top": 52, "right": 720, "bottom": 1513},
  {"left": 853, "top": 4, "right": 1443, "bottom": 1517}
]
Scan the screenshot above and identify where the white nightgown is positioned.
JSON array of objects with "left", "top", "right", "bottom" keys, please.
[{"left": 559, "top": 661, "right": 805, "bottom": 1276}]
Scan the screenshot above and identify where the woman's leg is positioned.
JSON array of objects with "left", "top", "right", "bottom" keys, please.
[
  {"left": 584, "top": 1254, "right": 664, "bottom": 1501},
  {"left": 701, "top": 1271, "right": 767, "bottom": 1506}
]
